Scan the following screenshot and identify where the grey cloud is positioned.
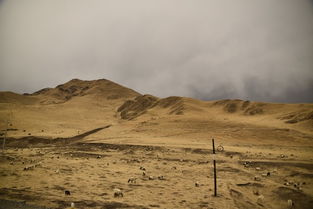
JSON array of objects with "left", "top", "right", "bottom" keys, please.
[{"left": 0, "top": 0, "right": 312, "bottom": 103}]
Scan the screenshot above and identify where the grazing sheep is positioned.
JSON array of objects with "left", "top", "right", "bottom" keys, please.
[
  {"left": 34, "top": 163, "right": 41, "bottom": 168},
  {"left": 195, "top": 181, "right": 200, "bottom": 187},
  {"left": 287, "top": 199, "right": 294, "bottom": 208},
  {"left": 23, "top": 165, "right": 35, "bottom": 171},
  {"left": 243, "top": 162, "right": 250, "bottom": 168},
  {"left": 284, "top": 182, "right": 290, "bottom": 186},
  {"left": 97, "top": 155, "right": 101, "bottom": 159},
  {"left": 64, "top": 190, "right": 71, "bottom": 195},
  {"left": 142, "top": 171, "right": 146, "bottom": 176},
  {"left": 128, "top": 177, "right": 137, "bottom": 183},
  {"left": 148, "top": 176, "right": 154, "bottom": 180},
  {"left": 140, "top": 166, "right": 146, "bottom": 171},
  {"left": 253, "top": 190, "right": 259, "bottom": 195},
  {"left": 254, "top": 176, "right": 261, "bottom": 181},
  {"left": 113, "top": 188, "right": 123, "bottom": 197},
  {"left": 70, "top": 202, "right": 75, "bottom": 209},
  {"left": 293, "top": 183, "right": 302, "bottom": 190},
  {"left": 158, "top": 175, "right": 165, "bottom": 180}
]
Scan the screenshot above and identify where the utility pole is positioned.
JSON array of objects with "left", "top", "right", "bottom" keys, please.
[{"left": 212, "top": 138, "right": 217, "bottom": 196}]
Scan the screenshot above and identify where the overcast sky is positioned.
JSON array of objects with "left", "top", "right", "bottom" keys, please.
[{"left": 0, "top": 0, "right": 312, "bottom": 103}]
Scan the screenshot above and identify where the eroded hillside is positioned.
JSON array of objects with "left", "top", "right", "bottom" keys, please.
[{"left": 0, "top": 79, "right": 312, "bottom": 148}]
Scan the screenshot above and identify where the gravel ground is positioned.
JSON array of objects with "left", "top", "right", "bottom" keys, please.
[{"left": 0, "top": 199, "right": 49, "bottom": 209}]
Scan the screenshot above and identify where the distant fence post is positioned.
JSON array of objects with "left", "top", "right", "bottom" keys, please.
[{"left": 212, "top": 138, "right": 217, "bottom": 196}]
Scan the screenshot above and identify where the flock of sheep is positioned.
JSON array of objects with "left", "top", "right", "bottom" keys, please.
[{"left": 7, "top": 146, "right": 298, "bottom": 209}]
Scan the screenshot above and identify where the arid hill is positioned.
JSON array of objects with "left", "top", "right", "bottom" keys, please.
[
  {"left": 0, "top": 78, "right": 312, "bottom": 147},
  {"left": 24, "top": 78, "right": 140, "bottom": 104},
  {"left": 0, "top": 79, "right": 141, "bottom": 138},
  {"left": 1, "top": 79, "right": 313, "bottom": 209}
]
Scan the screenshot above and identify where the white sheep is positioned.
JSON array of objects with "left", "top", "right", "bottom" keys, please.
[
  {"left": 195, "top": 181, "right": 200, "bottom": 187},
  {"left": 113, "top": 188, "right": 123, "bottom": 197},
  {"left": 287, "top": 199, "right": 294, "bottom": 208},
  {"left": 128, "top": 177, "right": 137, "bottom": 183}
]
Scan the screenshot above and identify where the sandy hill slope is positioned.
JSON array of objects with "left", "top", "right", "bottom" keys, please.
[
  {"left": 82, "top": 94, "right": 310, "bottom": 148},
  {"left": 0, "top": 78, "right": 312, "bottom": 147},
  {"left": 117, "top": 95, "right": 204, "bottom": 120},
  {"left": 0, "top": 79, "right": 141, "bottom": 138},
  {"left": 117, "top": 94, "right": 313, "bottom": 127},
  {"left": 0, "top": 91, "right": 38, "bottom": 105},
  {"left": 27, "top": 78, "right": 140, "bottom": 104}
]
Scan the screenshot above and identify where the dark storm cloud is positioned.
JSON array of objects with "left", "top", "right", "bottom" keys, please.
[{"left": 0, "top": 0, "right": 312, "bottom": 103}]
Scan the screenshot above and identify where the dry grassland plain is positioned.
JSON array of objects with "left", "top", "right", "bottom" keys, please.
[{"left": 1, "top": 79, "right": 312, "bottom": 209}]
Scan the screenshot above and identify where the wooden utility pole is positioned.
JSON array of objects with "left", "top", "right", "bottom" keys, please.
[{"left": 212, "top": 138, "right": 217, "bottom": 196}]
